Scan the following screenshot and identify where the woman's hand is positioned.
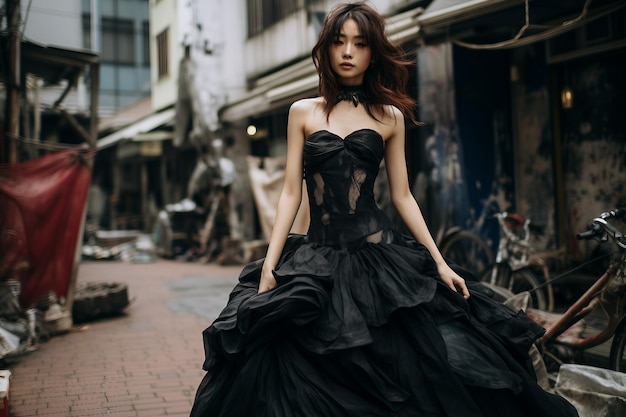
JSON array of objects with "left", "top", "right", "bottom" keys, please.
[
  {"left": 437, "top": 263, "right": 470, "bottom": 299},
  {"left": 258, "top": 268, "right": 277, "bottom": 293}
]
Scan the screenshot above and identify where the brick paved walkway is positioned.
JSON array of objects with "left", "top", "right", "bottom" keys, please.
[{"left": 6, "top": 259, "right": 241, "bottom": 417}]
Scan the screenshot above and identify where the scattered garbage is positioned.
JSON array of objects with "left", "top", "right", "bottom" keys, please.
[
  {"left": 555, "top": 364, "right": 626, "bottom": 417},
  {"left": 0, "top": 327, "right": 19, "bottom": 361},
  {"left": 32, "top": 293, "right": 72, "bottom": 340},
  {"left": 81, "top": 243, "right": 124, "bottom": 260},
  {"left": 82, "top": 229, "right": 156, "bottom": 263},
  {"left": 130, "top": 235, "right": 156, "bottom": 263},
  {"left": 0, "top": 278, "right": 131, "bottom": 363},
  {"left": 0, "top": 369, "right": 10, "bottom": 417},
  {"left": 0, "top": 282, "right": 36, "bottom": 363}
]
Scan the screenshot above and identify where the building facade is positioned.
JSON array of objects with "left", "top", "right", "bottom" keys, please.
[
  {"left": 211, "top": 0, "right": 424, "bottom": 240},
  {"left": 21, "top": 0, "right": 151, "bottom": 118},
  {"left": 81, "top": 0, "right": 151, "bottom": 117},
  {"left": 93, "top": 0, "right": 625, "bottom": 264},
  {"left": 415, "top": 0, "right": 626, "bottom": 260},
  {"left": 213, "top": 0, "right": 625, "bottom": 261}
]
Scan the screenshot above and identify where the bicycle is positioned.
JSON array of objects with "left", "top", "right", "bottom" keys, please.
[
  {"left": 481, "top": 211, "right": 553, "bottom": 311},
  {"left": 439, "top": 200, "right": 500, "bottom": 280},
  {"left": 518, "top": 208, "right": 626, "bottom": 373}
]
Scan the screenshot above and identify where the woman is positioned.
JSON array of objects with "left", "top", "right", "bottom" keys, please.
[{"left": 190, "top": 2, "right": 578, "bottom": 416}]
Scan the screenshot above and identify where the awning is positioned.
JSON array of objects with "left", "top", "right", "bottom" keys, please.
[
  {"left": 220, "top": 6, "right": 422, "bottom": 123},
  {"left": 220, "top": 73, "right": 318, "bottom": 123},
  {"left": 97, "top": 108, "right": 175, "bottom": 150},
  {"left": 133, "top": 131, "right": 173, "bottom": 142}
]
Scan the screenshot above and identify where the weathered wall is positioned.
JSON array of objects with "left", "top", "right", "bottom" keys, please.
[
  {"left": 414, "top": 43, "right": 516, "bottom": 250},
  {"left": 453, "top": 45, "right": 515, "bottom": 248},
  {"left": 510, "top": 44, "right": 557, "bottom": 250},
  {"left": 560, "top": 55, "right": 626, "bottom": 260},
  {"left": 414, "top": 43, "right": 471, "bottom": 243}
]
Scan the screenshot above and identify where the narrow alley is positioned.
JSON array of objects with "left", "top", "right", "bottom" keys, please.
[{"left": 7, "top": 259, "right": 240, "bottom": 417}]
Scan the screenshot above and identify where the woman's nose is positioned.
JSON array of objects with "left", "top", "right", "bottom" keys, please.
[{"left": 342, "top": 43, "right": 353, "bottom": 58}]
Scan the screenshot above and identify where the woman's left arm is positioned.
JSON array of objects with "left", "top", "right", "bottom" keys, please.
[{"left": 384, "top": 109, "right": 469, "bottom": 299}]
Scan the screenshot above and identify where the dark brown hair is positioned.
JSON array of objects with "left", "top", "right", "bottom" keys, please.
[{"left": 311, "top": 1, "right": 417, "bottom": 124}]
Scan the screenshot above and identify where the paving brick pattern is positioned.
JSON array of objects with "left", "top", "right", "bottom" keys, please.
[{"left": 7, "top": 260, "right": 241, "bottom": 417}]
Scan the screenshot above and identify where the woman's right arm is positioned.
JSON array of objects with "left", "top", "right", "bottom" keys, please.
[{"left": 258, "top": 101, "right": 308, "bottom": 293}]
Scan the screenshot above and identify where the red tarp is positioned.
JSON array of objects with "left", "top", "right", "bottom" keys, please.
[{"left": 0, "top": 148, "right": 94, "bottom": 307}]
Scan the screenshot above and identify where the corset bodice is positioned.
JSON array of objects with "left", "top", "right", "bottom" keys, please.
[{"left": 303, "top": 129, "right": 394, "bottom": 250}]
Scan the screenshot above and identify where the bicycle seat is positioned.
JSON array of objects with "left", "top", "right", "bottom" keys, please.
[
  {"left": 504, "top": 212, "right": 525, "bottom": 226},
  {"left": 504, "top": 213, "right": 545, "bottom": 236}
]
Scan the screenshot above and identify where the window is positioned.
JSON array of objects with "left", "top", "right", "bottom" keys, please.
[
  {"left": 82, "top": 14, "right": 91, "bottom": 50},
  {"left": 247, "top": 0, "right": 299, "bottom": 37},
  {"left": 142, "top": 21, "right": 150, "bottom": 66},
  {"left": 156, "top": 29, "right": 169, "bottom": 79},
  {"left": 547, "top": 9, "right": 626, "bottom": 63},
  {"left": 102, "top": 18, "right": 135, "bottom": 65}
]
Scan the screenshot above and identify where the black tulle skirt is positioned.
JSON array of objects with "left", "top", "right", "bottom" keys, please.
[{"left": 190, "top": 234, "right": 578, "bottom": 417}]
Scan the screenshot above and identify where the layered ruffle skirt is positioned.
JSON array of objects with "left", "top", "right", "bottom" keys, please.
[{"left": 190, "top": 234, "right": 578, "bottom": 417}]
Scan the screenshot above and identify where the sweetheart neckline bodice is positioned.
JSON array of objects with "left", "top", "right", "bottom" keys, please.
[
  {"left": 302, "top": 126, "right": 389, "bottom": 250},
  {"left": 306, "top": 128, "right": 383, "bottom": 143}
]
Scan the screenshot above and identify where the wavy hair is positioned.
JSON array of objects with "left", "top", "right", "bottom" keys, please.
[{"left": 311, "top": 2, "right": 417, "bottom": 124}]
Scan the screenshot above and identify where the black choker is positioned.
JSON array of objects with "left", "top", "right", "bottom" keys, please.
[{"left": 336, "top": 85, "right": 367, "bottom": 107}]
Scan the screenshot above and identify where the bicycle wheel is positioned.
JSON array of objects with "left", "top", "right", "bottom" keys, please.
[
  {"left": 440, "top": 230, "right": 493, "bottom": 279},
  {"left": 509, "top": 269, "right": 548, "bottom": 311},
  {"left": 481, "top": 266, "right": 548, "bottom": 311},
  {"left": 609, "top": 317, "right": 626, "bottom": 372}
]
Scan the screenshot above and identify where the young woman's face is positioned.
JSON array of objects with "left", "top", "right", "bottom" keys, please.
[{"left": 329, "top": 18, "right": 372, "bottom": 86}]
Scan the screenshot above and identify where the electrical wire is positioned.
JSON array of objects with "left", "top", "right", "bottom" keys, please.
[{"left": 450, "top": 0, "right": 625, "bottom": 50}]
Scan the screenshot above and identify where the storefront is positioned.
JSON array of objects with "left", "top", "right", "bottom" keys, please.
[{"left": 415, "top": 0, "right": 626, "bottom": 257}]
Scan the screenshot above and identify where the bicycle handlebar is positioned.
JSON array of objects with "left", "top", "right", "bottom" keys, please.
[
  {"left": 575, "top": 222, "right": 604, "bottom": 241},
  {"left": 577, "top": 208, "right": 626, "bottom": 249},
  {"left": 601, "top": 207, "right": 626, "bottom": 220}
]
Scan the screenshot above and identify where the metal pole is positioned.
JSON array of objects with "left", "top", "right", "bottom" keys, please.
[{"left": 4, "top": 0, "right": 21, "bottom": 163}]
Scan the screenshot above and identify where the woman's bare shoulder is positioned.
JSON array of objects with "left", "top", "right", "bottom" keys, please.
[
  {"left": 287, "top": 98, "right": 324, "bottom": 140},
  {"left": 290, "top": 97, "right": 324, "bottom": 114},
  {"left": 290, "top": 98, "right": 325, "bottom": 132},
  {"left": 384, "top": 104, "right": 404, "bottom": 123},
  {"left": 374, "top": 105, "right": 405, "bottom": 139}
]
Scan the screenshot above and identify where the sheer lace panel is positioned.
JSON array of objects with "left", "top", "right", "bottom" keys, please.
[
  {"left": 312, "top": 172, "right": 330, "bottom": 225},
  {"left": 313, "top": 173, "right": 325, "bottom": 205},
  {"left": 349, "top": 168, "right": 367, "bottom": 213},
  {"left": 365, "top": 230, "right": 395, "bottom": 245},
  {"left": 365, "top": 230, "right": 383, "bottom": 243}
]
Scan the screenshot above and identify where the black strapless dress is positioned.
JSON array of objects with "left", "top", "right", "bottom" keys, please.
[{"left": 190, "top": 129, "right": 578, "bottom": 417}]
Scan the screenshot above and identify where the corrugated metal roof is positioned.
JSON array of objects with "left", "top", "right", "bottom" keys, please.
[{"left": 0, "top": 36, "right": 98, "bottom": 85}]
